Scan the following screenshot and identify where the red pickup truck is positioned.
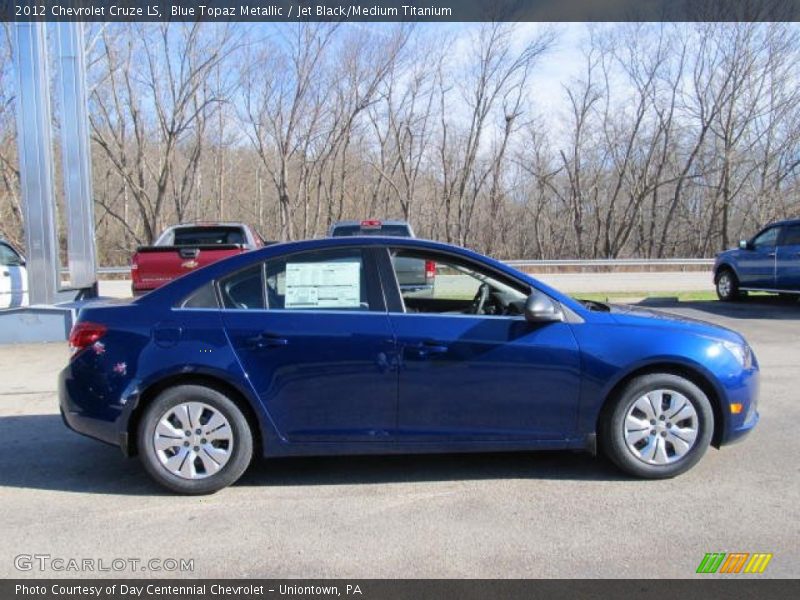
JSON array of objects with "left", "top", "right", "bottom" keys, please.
[{"left": 131, "top": 223, "right": 264, "bottom": 295}]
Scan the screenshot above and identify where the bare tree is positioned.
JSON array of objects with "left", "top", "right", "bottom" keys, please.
[
  {"left": 0, "top": 23, "right": 22, "bottom": 247},
  {"left": 438, "top": 23, "right": 554, "bottom": 247},
  {"left": 89, "top": 23, "right": 237, "bottom": 244}
]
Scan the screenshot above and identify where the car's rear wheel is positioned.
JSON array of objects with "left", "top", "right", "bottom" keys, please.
[
  {"left": 715, "top": 269, "right": 740, "bottom": 302},
  {"left": 600, "top": 374, "right": 713, "bottom": 479},
  {"left": 137, "top": 385, "right": 253, "bottom": 494}
]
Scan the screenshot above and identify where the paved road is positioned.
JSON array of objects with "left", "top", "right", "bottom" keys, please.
[
  {"left": 98, "top": 270, "right": 713, "bottom": 299},
  {"left": 0, "top": 298, "right": 797, "bottom": 578}
]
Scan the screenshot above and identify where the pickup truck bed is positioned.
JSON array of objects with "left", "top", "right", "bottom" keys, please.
[{"left": 131, "top": 224, "right": 262, "bottom": 295}]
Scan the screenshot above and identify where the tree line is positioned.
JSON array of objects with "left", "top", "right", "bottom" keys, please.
[{"left": 1, "top": 22, "right": 799, "bottom": 266}]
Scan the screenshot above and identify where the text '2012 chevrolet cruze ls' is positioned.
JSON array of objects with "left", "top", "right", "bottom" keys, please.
[{"left": 60, "top": 237, "right": 759, "bottom": 494}]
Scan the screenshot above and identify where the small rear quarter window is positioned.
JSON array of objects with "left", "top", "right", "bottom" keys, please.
[{"left": 180, "top": 282, "right": 219, "bottom": 309}]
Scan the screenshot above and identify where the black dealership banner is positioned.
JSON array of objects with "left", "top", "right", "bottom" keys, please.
[
  {"left": 3, "top": 0, "right": 800, "bottom": 22},
  {"left": 3, "top": 580, "right": 800, "bottom": 600}
]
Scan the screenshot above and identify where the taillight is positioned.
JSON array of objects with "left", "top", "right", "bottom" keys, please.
[
  {"left": 130, "top": 256, "right": 140, "bottom": 284},
  {"left": 360, "top": 219, "right": 382, "bottom": 230},
  {"left": 425, "top": 260, "right": 436, "bottom": 283},
  {"left": 69, "top": 322, "right": 107, "bottom": 358}
]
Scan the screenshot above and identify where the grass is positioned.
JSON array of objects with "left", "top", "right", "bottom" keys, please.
[
  {"left": 572, "top": 290, "right": 778, "bottom": 303},
  {"left": 572, "top": 290, "right": 719, "bottom": 303}
]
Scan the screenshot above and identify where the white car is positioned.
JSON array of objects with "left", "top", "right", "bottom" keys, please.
[{"left": 0, "top": 240, "right": 28, "bottom": 309}]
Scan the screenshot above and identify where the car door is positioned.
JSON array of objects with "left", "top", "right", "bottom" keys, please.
[
  {"left": 380, "top": 247, "right": 582, "bottom": 441},
  {"left": 776, "top": 223, "right": 800, "bottom": 291},
  {"left": 738, "top": 226, "right": 780, "bottom": 289},
  {"left": 0, "top": 242, "right": 27, "bottom": 309},
  {"left": 220, "top": 247, "right": 399, "bottom": 443}
]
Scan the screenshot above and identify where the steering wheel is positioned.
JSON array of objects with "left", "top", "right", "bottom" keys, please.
[{"left": 470, "top": 283, "right": 491, "bottom": 315}]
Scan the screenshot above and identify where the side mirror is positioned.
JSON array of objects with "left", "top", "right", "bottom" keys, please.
[
  {"left": 524, "top": 290, "right": 563, "bottom": 323},
  {"left": 739, "top": 239, "right": 751, "bottom": 250}
]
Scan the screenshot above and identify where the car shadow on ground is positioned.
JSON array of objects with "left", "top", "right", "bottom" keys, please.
[
  {"left": 637, "top": 295, "right": 799, "bottom": 320},
  {"left": 238, "top": 451, "right": 628, "bottom": 488},
  {"left": 0, "top": 414, "right": 629, "bottom": 495}
]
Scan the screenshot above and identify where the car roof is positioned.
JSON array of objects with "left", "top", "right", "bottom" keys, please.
[{"left": 768, "top": 218, "right": 800, "bottom": 227}]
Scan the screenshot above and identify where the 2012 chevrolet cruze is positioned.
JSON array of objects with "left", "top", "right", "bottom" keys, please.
[{"left": 60, "top": 237, "right": 759, "bottom": 494}]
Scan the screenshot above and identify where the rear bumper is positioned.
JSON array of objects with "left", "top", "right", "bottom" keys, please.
[{"left": 59, "top": 367, "right": 123, "bottom": 449}]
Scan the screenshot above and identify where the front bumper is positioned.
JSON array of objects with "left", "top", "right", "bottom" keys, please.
[{"left": 719, "top": 365, "right": 760, "bottom": 446}]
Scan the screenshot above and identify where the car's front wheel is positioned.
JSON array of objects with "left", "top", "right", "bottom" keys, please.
[
  {"left": 600, "top": 374, "right": 713, "bottom": 479},
  {"left": 137, "top": 385, "right": 253, "bottom": 494},
  {"left": 715, "top": 269, "right": 740, "bottom": 302}
]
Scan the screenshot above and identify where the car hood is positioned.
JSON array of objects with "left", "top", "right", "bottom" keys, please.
[
  {"left": 715, "top": 248, "right": 739, "bottom": 260},
  {"left": 607, "top": 304, "right": 745, "bottom": 344}
]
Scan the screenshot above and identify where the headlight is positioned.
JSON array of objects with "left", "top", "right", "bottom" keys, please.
[{"left": 720, "top": 340, "right": 753, "bottom": 369}]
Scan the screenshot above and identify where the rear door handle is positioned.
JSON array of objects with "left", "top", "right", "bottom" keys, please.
[
  {"left": 246, "top": 333, "right": 289, "bottom": 349},
  {"left": 1, "top": 271, "right": 8, "bottom": 277},
  {"left": 768, "top": 252, "right": 776, "bottom": 258}
]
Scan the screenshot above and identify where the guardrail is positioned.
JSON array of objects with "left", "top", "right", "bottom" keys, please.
[
  {"left": 504, "top": 258, "right": 714, "bottom": 268},
  {"left": 96, "top": 266, "right": 130, "bottom": 275},
  {"left": 74, "top": 258, "right": 714, "bottom": 276}
]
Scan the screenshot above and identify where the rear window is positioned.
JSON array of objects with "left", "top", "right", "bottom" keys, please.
[
  {"left": 331, "top": 224, "right": 411, "bottom": 237},
  {"left": 167, "top": 227, "right": 246, "bottom": 246}
]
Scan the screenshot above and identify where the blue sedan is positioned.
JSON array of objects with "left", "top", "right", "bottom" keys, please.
[{"left": 60, "top": 237, "right": 759, "bottom": 493}]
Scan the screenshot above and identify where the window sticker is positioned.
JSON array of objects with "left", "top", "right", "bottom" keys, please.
[{"left": 284, "top": 261, "right": 361, "bottom": 309}]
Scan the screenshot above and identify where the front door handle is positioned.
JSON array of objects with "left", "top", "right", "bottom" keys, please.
[
  {"left": 246, "top": 333, "right": 289, "bottom": 349},
  {"left": 768, "top": 252, "right": 776, "bottom": 258},
  {"left": 414, "top": 340, "right": 449, "bottom": 357},
  {"left": 1, "top": 271, "right": 8, "bottom": 277}
]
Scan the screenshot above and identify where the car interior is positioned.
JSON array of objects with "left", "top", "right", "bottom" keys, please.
[{"left": 390, "top": 250, "right": 529, "bottom": 316}]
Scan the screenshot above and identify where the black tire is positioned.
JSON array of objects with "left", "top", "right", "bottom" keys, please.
[
  {"left": 137, "top": 384, "right": 253, "bottom": 494},
  {"left": 600, "top": 374, "right": 714, "bottom": 479},
  {"left": 715, "top": 268, "right": 740, "bottom": 302}
]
